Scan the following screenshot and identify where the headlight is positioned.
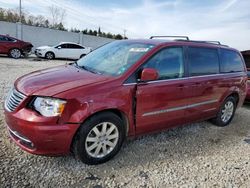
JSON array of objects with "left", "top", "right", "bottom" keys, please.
[{"left": 33, "top": 97, "right": 66, "bottom": 117}]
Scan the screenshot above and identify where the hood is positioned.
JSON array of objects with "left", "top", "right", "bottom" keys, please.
[
  {"left": 36, "top": 46, "right": 52, "bottom": 50},
  {"left": 15, "top": 65, "right": 112, "bottom": 96}
]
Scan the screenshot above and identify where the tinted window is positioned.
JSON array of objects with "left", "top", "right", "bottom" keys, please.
[
  {"left": 60, "top": 44, "right": 68, "bottom": 48},
  {"left": 0, "top": 36, "right": 8, "bottom": 41},
  {"left": 68, "top": 44, "right": 84, "bottom": 49},
  {"left": 143, "top": 47, "right": 184, "bottom": 80},
  {"left": 0, "top": 36, "right": 15, "bottom": 42},
  {"left": 5, "top": 37, "right": 15, "bottom": 42},
  {"left": 220, "top": 49, "right": 244, "bottom": 73},
  {"left": 247, "top": 71, "right": 250, "bottom": 78},
  {"left": 188, "top": 47, "right": 219, "bottom": 76}
]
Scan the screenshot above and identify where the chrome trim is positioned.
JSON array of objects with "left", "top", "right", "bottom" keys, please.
[
  {"left": 203, "top": 108, "right": 217, "bottom": 112},
  {"left": 4, "top": 88, "right": 26, "bottom": 112},
  {"left": 8, "top": 128, "right": 32, "bottom": 144},
  {"left": 142, "top": 99, "right": 218, "bottom": 117},
  {"left": 123, "top": 83, "right": 137, "bottom": 86},
  {"left": 123, "top": 72, "right": 246, "bottom": 85}
]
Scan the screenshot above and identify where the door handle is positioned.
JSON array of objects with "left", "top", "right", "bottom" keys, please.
[
  {"left": 177, "top": 84, "right": 185, "bottom": 89},
  {"left": 192, "top": 82, "right": 202, "bottom": 86}
]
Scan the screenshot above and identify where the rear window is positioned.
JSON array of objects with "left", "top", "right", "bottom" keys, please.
[
  {"left": 220, "top": 49, "right": 244, "bottom": 73},
  {"left": 188, "top": 47, "right": 219, "bottom": 76}
]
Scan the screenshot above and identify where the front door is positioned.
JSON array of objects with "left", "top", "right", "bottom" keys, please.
[
  {"left": 135, "top": 47, "right": 191, "bottom": 134},
  {"left": 0, "top": 36, "right": 10, "bottom": 54},
  {"left": 55, "top": 44, "right": 69, "bottom": 58}
]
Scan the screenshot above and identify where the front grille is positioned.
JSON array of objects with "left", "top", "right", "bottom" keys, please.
[{"left": 4, "top": 88, "right": 26, "bottom": 112}]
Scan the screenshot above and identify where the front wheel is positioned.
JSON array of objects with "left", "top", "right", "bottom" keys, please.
[
  {"left": 9, "top": 48, "right": 22, "bottom": 59},
  {"left": 210, "top": 96, "right": 236, "bottom": 127},
  {"left": 45, "top": 52, "right": 55, "bottom": 60},
  {"left": 72, "top": 112, "right": 125, "bottom": 165}
]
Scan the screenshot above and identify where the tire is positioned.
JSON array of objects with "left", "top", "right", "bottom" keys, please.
[
  {"left": 210, "top": 96, "right": 236, "bottom": 127},
  {"left": 9, "top": 48, "right": 22, "bottom": 59},
  {"left": 72, "top": 112, "right": 125, "bottom": 165},
  {"left": 45, "top": 52, "right": 55, "bottom": 60},
  {"left": 80, "top": 54, "right": 86, "bottom": 59}
]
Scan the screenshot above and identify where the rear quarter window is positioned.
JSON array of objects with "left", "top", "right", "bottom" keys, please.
[{"left": 220, "top": 49, "right": 244, "bottom": 73}]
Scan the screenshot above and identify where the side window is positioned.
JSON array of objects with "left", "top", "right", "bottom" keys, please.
[
  {"left": 5, "top": 37, "right": 15, "bottom": 42},
  {"left": 0, "top": 36, "right": 8, "bottom": 42},
  {"left": 188, "top": 47, "right": 219, "bottom": 76},
  {"left": 73, "top": 44, "right": 84, "bottom": 49},
  {"left": 143, "top": 47, "right": 184, "bottom": 80},
  {"left": 60, "top": 44, "right": 68, "bottom": 48},
  {"left": 220, "top": 49, "right": 244, "bottom": 73},
  {"left": 66, "top": 44, "right": 84, "bottom": 49}
]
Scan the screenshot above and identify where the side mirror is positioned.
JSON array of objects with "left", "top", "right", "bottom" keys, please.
[
  {"left": 57, "top": 46, "right": 62, "bottom": 49},
  {"left": 140, "top": 68, "right": 158, "bottom": 82}
]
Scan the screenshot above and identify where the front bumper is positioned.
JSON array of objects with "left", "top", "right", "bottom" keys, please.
[
  {"left": 4, "top": 108, "right": 80, "bottom": 155},
  {"left": 22, "top": 46, "right": 33, "bottom": 54},
  {"left": 34, "top": 50, "right": 44, "bottom": 57}
]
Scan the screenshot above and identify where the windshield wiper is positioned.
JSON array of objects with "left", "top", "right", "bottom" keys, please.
[
  {"left": 70, "top": 61, "right": 80, "bottom": 68},
  {"left": 72, "top": 62, "right": 102, "bottom": 75},
  {"left": 83, "top": 66, "right": 103, "bottom": 75}
]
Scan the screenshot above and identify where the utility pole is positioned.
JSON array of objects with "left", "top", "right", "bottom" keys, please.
[
  {"left": 17, "top": 0, "right": 23, "bottom": 39},
  {"left": 19, "top": 0, "right": 22, "bottom": 23},
  {"left": 123, "top": 29, "right": 127, "bottom": 39}
]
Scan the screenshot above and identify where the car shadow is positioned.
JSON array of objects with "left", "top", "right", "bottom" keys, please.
[
  {"left": 45, "top": 109, "right": 250, "bottom": 170},
  {"left": 243, "top": 102, "right": 250, "bottom": 109}
]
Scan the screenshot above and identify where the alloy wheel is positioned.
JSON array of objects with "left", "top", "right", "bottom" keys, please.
[
  {"left": 85, "top": 122, "right": 119, "bottom": 158},
  {"left": 221, "top": 101, "right": 234, "bottom": 123},
  {"left": 11, "top": 49, "right": 21, "bottom": 58},
  {"left": 46, "top": 52, "right": 54, "bottom": 59}
]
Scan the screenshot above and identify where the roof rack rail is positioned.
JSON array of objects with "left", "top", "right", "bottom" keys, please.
[
  {"left": 175, "top": 39, "right": 221, "bottom": 45},
  {"left": 150, "top": 36, "right": 189, "bottom": 40},
  {"left": 175, "top": 39, "right": 228, "bottom": 46}
]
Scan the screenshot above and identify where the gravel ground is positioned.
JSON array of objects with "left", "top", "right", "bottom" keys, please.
[{"left": 0, "top": 56, "right": 250, "bottom": 188}]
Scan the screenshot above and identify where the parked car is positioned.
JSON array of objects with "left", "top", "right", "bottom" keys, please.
[
  {"left": 35, "top": 42, "right": 92, "bottom": 60},
  {"left": 246, "top": 69, "right": 250, "bottom": 101},
  {"left": 4, "top": 37, "right": 247, "bottom": 165},
  {"left": 0, "top": 34, "right": 33, "bottom": 59}
]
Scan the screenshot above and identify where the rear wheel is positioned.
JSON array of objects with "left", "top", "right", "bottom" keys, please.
[
  {"left": 72, "top": 112, "right": 125, "bottom": 165},
  {"left": 9, "top": 48, "right": 21, "bottom": 59},
  {"left": 210, "top": 96, "right": 236, "bottom": 127},
  {"left": 45, "top": 52, "right": 55, "bottom": 59}
]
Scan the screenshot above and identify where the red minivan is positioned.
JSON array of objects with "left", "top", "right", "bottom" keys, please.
[{"left": 4, "top": 36, "right": 247, "bottom": 164}]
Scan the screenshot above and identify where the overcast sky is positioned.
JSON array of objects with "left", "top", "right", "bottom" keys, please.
[{"left": 0, "top": 0, "right": 250, "bottom": 50}]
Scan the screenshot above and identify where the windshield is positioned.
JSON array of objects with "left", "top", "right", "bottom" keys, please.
[{"left": 76, "top": 41, "right": 155, "bottom": 76}]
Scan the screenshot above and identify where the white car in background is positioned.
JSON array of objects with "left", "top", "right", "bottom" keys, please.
[{"left": 35, "top": 42, "right": 92, "bottom": 60}]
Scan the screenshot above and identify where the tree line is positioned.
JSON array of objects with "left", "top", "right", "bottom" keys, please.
[
  {"left": 0, "top": 7, "right": 126, "bottom": 40},
  {"left": 70, "top": 27, "right": 126, "bottom": 40}
]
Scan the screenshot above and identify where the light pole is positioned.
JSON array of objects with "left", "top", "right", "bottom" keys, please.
[
  {"left": 18, "top": 0, "right": 23, "bottom": 39},
  {"left": 123, "top": 29, "right": 127, "bottom": 39},
  {"left": 19, "top": 0, "right": 22, "bottom": 23}
]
